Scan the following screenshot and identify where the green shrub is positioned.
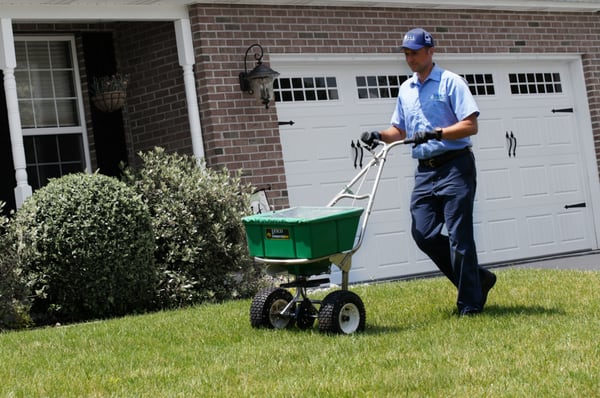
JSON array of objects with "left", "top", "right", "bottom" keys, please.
[
  {"left": 0, "top": 202, "right": 32, "bottom": 330},
  {"left": 13, "top": 173, "right": 157, "bottom": 324},
  {"left": 122, "top": 147, "right": 261, "bottom": 308}
]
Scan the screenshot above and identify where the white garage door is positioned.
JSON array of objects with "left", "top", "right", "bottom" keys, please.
[{"left": 271, "top": 54, "right": 600, "bottom": 284}]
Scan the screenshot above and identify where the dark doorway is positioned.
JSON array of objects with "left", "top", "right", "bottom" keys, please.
[
  {"left": 0, "top": 74, "right": 17, "bottom": 214},
  {"left": 82, "top": 32, "right": 128, "bottom": 177}
]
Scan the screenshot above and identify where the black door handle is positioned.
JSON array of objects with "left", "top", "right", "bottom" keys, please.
[
  {"left": 510, "top": 132, "right": 517, "bottom": 157},
  {"left": 506, "top": 131, "right": 517, "bottom": 157}
]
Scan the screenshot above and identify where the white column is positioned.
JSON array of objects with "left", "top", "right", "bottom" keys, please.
[
  {"left": 174, "top": 18, "right": 205, "bottom": 163},
  {"left": 0, "top": 18, "right": 31, "bottom": 208}
]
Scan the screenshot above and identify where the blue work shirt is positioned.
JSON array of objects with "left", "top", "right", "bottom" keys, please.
[{"left": 391, "top": 64, "right": 480, "bottom": 159}]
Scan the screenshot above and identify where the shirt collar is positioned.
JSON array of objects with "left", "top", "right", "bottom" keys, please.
[{"left": 410, "top": 63, "right": 442, "bottom": 87}]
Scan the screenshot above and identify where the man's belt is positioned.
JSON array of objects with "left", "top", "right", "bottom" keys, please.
[{"left": 418, "top": 147, "right": 471, "bottom": 168}]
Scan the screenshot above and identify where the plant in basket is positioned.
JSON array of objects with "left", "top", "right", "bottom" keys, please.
[{"left": 90, "top": 73, "right": 129, "bottom": 112}]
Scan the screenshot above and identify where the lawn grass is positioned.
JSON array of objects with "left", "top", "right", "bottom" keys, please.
[{"left": 1, "top": 268, "right": 600, "bottom": 397}]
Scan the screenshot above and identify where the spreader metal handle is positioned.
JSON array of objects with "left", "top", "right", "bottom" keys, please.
[{"left": 328, "top": 138, "right": 413, "bottom": 253}]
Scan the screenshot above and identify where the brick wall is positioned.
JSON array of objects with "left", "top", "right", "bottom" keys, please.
[
  {"left": 187, "top": 7, "right": 291, "bottom": 209},
  {"left": 116, "top": 21, "right": 193, "bottom": 165},
  {"left": 188, "top": 4, "right": 600, "bottom": 209}
]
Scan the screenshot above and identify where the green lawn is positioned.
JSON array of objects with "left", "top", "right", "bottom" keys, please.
[{"left": 1, "top": 268, "right": 599, "bottom": 397}]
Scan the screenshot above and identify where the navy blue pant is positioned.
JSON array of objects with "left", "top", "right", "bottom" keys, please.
[{"left": 410, "top": 150, "right": 487, "bottom": 313}]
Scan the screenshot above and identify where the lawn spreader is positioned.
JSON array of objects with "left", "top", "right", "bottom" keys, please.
[{"left": 242, "top": 135, "right": 416, "bottom": 334}]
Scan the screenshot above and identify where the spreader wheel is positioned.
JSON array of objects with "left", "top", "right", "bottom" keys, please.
[
  {"left": 318, "top": 290, "right": 366, "bottom": 334},
  {"left": 250, "top": 287, "right": 295, "bottom": 329},
  {"left": 296, "top": 298, "right": 318, "bottom": 330}
]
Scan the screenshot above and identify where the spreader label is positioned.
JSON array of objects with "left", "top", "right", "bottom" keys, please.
[{"left": 266, "top": 228, "right": 290, "bottom": 240}]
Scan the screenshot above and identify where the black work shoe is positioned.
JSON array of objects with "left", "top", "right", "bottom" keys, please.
[
  {"left": 459, "top": 308, "right": 481, "bottom": 317},
  {"left": 481, "top": 271, "right": 497, "bottom": 307}
]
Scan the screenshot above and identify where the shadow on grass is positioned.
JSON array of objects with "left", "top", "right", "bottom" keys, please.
[
  {"left": 483, "top": 304, "right": 565, "bottom": 317},
  {"left": 362, "top": 324, "right": 412, "bottom": 335},
  {"left": 362, "top": 304, "right": 566, "bottom": 334}
]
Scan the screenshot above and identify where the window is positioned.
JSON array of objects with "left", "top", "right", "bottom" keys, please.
[
  {"left": 461, "top": 73, "right": 495, "bottom": 96},
  {"left": 509, "top": 72, "right": 562, "bottom": 95},
  {"left": 274, "top": 76, "right": 339, "bottom": 102},
  {"left": 15, "top": 36, "right": 89, "bottom": 190},
  {"left": 24, "top": 134, "right": 86, "bottom": 189},
  {"left": 356, "top": 75, "right": 411, "bottom": 99},
  {"left": 357, "top": 73, "right": 495, "bottom": 99}
]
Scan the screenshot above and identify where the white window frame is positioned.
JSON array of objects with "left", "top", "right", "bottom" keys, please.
[{"left": 15, "top": 35, "right": 91, "bottom": 176}]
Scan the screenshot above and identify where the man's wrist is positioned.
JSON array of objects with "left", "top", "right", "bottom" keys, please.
[{"left": 435, "top": 127, "right": 443, "bottom": 140}]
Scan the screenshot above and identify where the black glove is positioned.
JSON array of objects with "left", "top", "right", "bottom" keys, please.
[
  {"left": 360, "top": 131, "right": 381, "bottom": 149},
  {"left": 411, "top": 130, "right": 441, "bottom": 147}
]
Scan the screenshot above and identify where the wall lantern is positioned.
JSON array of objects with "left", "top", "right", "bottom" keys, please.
[{"left": 239, "top": 43, "right": 280, "bottom": 109}]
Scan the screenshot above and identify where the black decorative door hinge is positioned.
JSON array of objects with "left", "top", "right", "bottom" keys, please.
[{"left": 551, "top": 107, "right": 573, "bottom": 113}]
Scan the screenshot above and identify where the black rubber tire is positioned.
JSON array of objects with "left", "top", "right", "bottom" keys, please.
[
  {"left": 318, "top": 290, "right": 366, "bottom": 334},
  {"left": 296, "top": 298, "right": 317, "bottom": 330},
  {"left": 250, "top": 287, "right": 294, "bottom": 329}
]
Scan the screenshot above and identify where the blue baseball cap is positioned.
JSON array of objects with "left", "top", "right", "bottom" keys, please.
[{"left": 402, "top": 28, "right": 435, "bottom": 50}]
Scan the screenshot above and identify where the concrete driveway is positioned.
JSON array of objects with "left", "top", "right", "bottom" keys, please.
[{"left": 498, "top": 250, "right": 600, "bottom": 271}]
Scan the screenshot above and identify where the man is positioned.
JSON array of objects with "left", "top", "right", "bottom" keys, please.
[{"left": 361, "top": 28, "right": 496, "bottom": 316}]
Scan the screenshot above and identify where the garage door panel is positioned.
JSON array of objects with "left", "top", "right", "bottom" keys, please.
[
  {"left": 283, "top": 161, "right": 319, "bottom": 179},
  {"left": 317, "top": 162, "right": 350, "bottom": 179},
  {"left": 545, "top": 115, "right": 576, "bottom": 147},
  {"left": 477, "top": 165, "right": 514, "bottom": 203},
  {"left": 310, "top": 133, "right": 349, "bottom": 158},
  {"left": 477, "top": 204, "right": 590, "bottom": 263},
  {"left": 474, "top": 221, "right": 486, "bottom": 255},
  {"left": 526, "top": 214, "right": 557, "bottom": 248},
  {"left": 414, "top": 250, "right": 437, "bottom": 269},
  {"left": 284, "top": 173, "right": 314, "bottom": 186},
  {"left": 370, "top": 176, "right": 405, "bottom": 211},
  {"left": 520, "top": 164, "right": 550, "bottom": 198},
  {"left": 332, "top": 229, "right": 416, "bottom": 283},
  {"left": 526, "top": 210, "right": 588, "bottom": 255},
  {"left": 284, "top": 158, "right": 312, "bottom": 170},
  {"left": 287, "top": 186, "right": 320, "bottom": 207},
  {"left": 316, "top": 130, "right": 354, "bottom": 159},
  {"left": 551, "top": 163, "right": 580, "bottom": 195},
  {"left": 280, "top": 127, "right": 311, "bottom": 162},
  {"left": 373, "top": 247, "right": 438, "bottom": 279},
  {"left": 487, "top": 217, "right": 520, "bottom": 253},
  {"left": 511, "top": 116, "right": 544, "bottom": 153},
  {"left": 374, "top": 230, "right": 411, "bottom": 266},
  {"left": 558, "top": 209, "right": 587, "bottom": 240},
  {"left": 473, "top": 118, "right": 509, "bottom": 155},
  {"left": 510, "top": 109, "right": 578, "bottom": 157},
  {"left": 368, "top": 212, "right": 411, "bottom": 241},
  {"left": 398, "top": 262, "right": 438, "bottom": 277},
  {"left": 519, "top": 157, "right": 584, "bottom": 205},
  {"left": 477, "top": 155, "right": 585, "bottom": 209}
]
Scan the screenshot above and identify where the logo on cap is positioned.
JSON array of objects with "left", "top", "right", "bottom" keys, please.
[
  {"left": 402, "top": 28, "right": 434, "bottom": 50},
  {"left": 424, "top": 33, "right": 432, "bottom": 45}
]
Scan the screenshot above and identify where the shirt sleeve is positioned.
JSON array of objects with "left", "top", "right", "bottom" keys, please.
[
  {"left": 390, "top": 96, "right": 405, "bottom": 130},
  {"left": 448, "top": 73, "right": 480, "bottom": 121}
]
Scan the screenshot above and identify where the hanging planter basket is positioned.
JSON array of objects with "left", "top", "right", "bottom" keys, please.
[{"left": 92, "top": 90, "right": 126, "bottom": 113}]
